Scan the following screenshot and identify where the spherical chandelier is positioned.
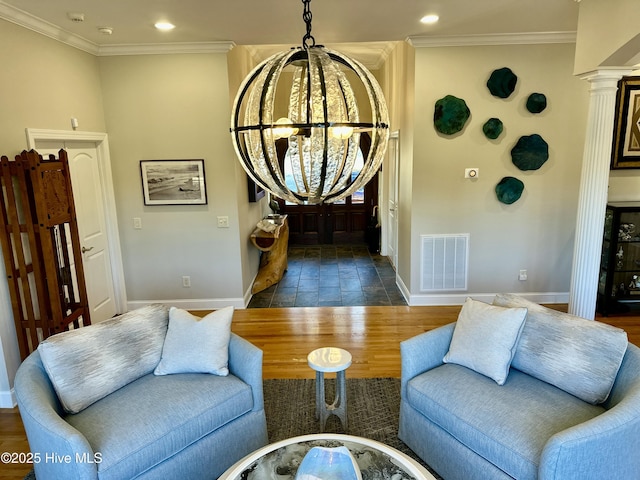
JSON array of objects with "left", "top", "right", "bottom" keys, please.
[{"left": 230, "top": 0, "right": 389, "bottom": 205}]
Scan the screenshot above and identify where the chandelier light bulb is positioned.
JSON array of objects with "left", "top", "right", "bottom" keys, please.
[
  {"left": 272, "top": 118, "right": 298, "bottom": 139},
  {"left": 331, "top": 126, "right": 355, "bottom": 139}
]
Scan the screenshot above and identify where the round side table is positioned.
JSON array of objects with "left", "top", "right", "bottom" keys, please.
[{"left": 307, "top": 347, "right": 352, "bottom": 431}]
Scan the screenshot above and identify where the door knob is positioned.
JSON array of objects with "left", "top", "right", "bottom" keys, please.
[{"left": 81, "top": 246, "right": 94, "bottom": 254}]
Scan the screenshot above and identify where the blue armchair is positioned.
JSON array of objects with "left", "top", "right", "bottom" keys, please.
[
  {"left": 15, "top": 305, "right": 268, "bottom": 480},
  {"left": 399, "top": 295, "right": 640, "bottom": 480}
]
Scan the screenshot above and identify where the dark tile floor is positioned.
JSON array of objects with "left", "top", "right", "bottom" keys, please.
[{"left": 248, "top": 245, "right": 407, "bottom": 308}]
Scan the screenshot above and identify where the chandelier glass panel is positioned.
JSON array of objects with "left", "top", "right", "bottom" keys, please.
[{"left": 230, "top": 0, "right": 389, "bottom": 205}]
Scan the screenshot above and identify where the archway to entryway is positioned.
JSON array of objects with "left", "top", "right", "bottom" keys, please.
[{"left": 247, "top": 133, "right": 406, "bottom": 308}]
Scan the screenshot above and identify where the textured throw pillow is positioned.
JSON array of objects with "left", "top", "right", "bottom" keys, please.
[
  {"left": 493, "top": 293, "right": 628, "bottom": 404},
  {"left": 443, "top": 297, "right": 527, "bottom": 385},
  {"left": 154, "top": 306, "right": 234, "bottom": 376},
  {"left": 37, "top": 304, "right": 170, "bottom": 414}
]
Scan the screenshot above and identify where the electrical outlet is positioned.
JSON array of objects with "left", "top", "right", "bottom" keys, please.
[
  {"left": 133, "top": 217, "right": 142, "bottom": 229},
  {"left": 182, "top": 276, "right": 191, "bottom": 288},
  {"left": 519, "top": 269, "right": 528, "bottom": 281}
]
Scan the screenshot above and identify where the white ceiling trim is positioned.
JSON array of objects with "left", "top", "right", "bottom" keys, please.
[
  {"left": 97, "top": 42, "right": 234, "bottom": 56},
  {"left": 409, "top": 32, "right": 577, "bottom": 48},
  {"left": 0, "top": 0, "right": 577, "bottom": 58},
  {"left": 0, "top": 0, "right": 233, "bottom": 56},
  {"left": 0, "top": 0, "right": 99, "bottom": 54}
]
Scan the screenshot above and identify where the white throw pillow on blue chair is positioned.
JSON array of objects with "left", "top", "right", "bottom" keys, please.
[{"left": 444, "top": 297, "right": 527, "bottom": 385}]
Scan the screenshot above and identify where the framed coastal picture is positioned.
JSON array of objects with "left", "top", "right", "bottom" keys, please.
[
  {"left": 612, "top": 77, "right": 640, "bottom": 169},
  {"left": 140, "top": 159, "right": 207, "bottom": 205}
]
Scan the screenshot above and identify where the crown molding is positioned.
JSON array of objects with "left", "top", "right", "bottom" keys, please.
[
  {"left": 97, "top": 42, "right": 235, "bottom": 56},
  {"left": 0, "top": 0, "right": 99, "bottom": 54},
  {"left": 408, "top": 31, "right": 577, "bottom": 48},
  {"left": 0, "top": 1, "right": 234, "bottom": 56},
  {"left": 1, "top": 0, "right": 576, "bottom": 58}
]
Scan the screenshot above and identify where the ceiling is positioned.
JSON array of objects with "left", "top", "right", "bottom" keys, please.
[{"left": 0, "top": 0, "right": 581, "bottom": 64}]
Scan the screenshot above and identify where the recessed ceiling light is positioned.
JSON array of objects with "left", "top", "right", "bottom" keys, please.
[
  {"left": 420, "top": 14, "right": 440, "bottom": 25},
  {"left": 154, "top": 22, "right": 175, "bottom": 31}
]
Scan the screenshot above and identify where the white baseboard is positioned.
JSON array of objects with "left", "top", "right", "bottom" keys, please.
[
  {"left": 126, "top": 292, "right": 569, "bottom": 310},
  {"left": 127, "top": 297, "right": 247, "bottom": 312},
  {"left": 396, "top": 274, "right": 410, "bottom": 304},
  {"left": 407, "top": 291, "right": 570, "bottom": 306},
  {"left": 0, "top": 388, "right": 16, "bottom": 408},
  {"left": 243, "top": 285, "right": 254, "bottom": 308}
]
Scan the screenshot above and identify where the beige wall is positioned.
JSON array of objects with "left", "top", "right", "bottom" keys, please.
[
  {"left": 0, "top": 19, "right": 105, "bottom": 152},
  {"left": 98, "top": 53, "right": 248, "bottom": 307},
  {"left": 573, "top": 0, "right": 640, "bottom": 216},
  {"left": 399, "top": 43, "right": 416, "bottom": 293},
  {"left": 574, "top": 0, "right": 640, "bottom": 74},
  {"left": 408, "top": 43, "right": 589, "bottom": 303},
  {"left": 610, "top": 170, "right": 640, "bottom": 201},
  {"left": 0, "top": 19, "right": 107, "bottom": 406},
  {"left": 227, "top": 45, "right": 271, "bottom": 297},
  {"left": 378, "top": 41, "right": 416, "bottom": 289}
]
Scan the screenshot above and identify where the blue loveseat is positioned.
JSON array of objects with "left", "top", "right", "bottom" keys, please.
[
  {"left": 14, "top": 304, "right": 268, "bottom": 480},
  {"left": 399, "top": 294, "right": 640, "bottom": 480}
]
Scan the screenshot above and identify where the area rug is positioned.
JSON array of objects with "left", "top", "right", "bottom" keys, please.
[
  {"left": 24, "top": 378, "right": 442, "bottom": 479},
  {"left": 263, "top": 377, "right": 442, "bottom": 479}
]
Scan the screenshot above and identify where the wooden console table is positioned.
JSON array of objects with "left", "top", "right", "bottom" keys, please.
[{"left": 250, "top": 215, "right": 288, "bottom": 294}]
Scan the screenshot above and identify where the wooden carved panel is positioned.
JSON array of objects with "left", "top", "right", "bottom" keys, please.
[
  {"left": 0, "top": 150, "right": 90, "bottom": 358},
  {"left": 41, "top": 170, "right": 71, "bottom": 224}
]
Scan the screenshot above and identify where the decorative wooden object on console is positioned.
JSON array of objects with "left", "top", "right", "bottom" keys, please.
[
  {"left": 0, "top": 149, "right": 91, "bottom": 359},
  {"left": 250, "top": 215, "right": 289, "bottom": 294}
]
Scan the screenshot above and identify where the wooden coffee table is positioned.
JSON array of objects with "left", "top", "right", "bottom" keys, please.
[{"left": 218, "top": 433, "right": 437, "bottom": 480}]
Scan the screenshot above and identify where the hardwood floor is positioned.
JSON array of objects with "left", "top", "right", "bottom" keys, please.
[
  {"left": 0, "top": 408, "right": 31, "bottom": 479},
  {"left": 1, "top": 305, "right": 638, "bottom": 479},
  {"left": 234, "top": 305, "right": 460, "bottom": 379}
]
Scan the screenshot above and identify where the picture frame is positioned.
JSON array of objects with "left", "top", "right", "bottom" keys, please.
[
  {"left": 247, "top": 175, "right": 266, "bottom": 202},
  {"left": 612, "top": 77, "right": 640, "bottom": 169},
  {"left": 140, "top": 159, "right": 207, "bottom": 205}
]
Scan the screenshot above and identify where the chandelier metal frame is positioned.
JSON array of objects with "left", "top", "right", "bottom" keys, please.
[{"left": 230, "top": 0, "right": 389, "bottom": 205}]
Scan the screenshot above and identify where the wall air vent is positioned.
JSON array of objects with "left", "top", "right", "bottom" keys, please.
[{"left": 420, "top": 234, "right": 469, "bottom": 291}]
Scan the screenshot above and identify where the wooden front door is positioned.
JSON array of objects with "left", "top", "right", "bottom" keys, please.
[
  {"left": 277, "top": 173, "right": 378, "bottom": 245},
  {"left": 275, "top": 132, "right": 379, "bottom": 245}
]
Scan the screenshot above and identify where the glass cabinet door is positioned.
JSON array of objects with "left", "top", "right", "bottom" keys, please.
[
  {"left": 611, "top": 211, "right": 640, "bottom": 296},
  {"left": 598, "top": 202, "right": 640, "bottom": 315}
]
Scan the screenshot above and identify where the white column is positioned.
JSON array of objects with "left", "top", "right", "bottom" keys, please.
[{"left": 568, "top": 69, "right": 633, "bottom": 319}]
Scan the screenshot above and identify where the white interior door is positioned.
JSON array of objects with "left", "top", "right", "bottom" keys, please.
[
  {"left": 30, "top": 135, "right": 124, "bottom": 323},
  {"left": 387, "top": 132, "right": 400, "bottom": 269}
]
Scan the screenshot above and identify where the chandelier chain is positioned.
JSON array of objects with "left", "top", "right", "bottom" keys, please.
[{"left": 302, "top": 0, "right": 316, "bottom": 49}]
